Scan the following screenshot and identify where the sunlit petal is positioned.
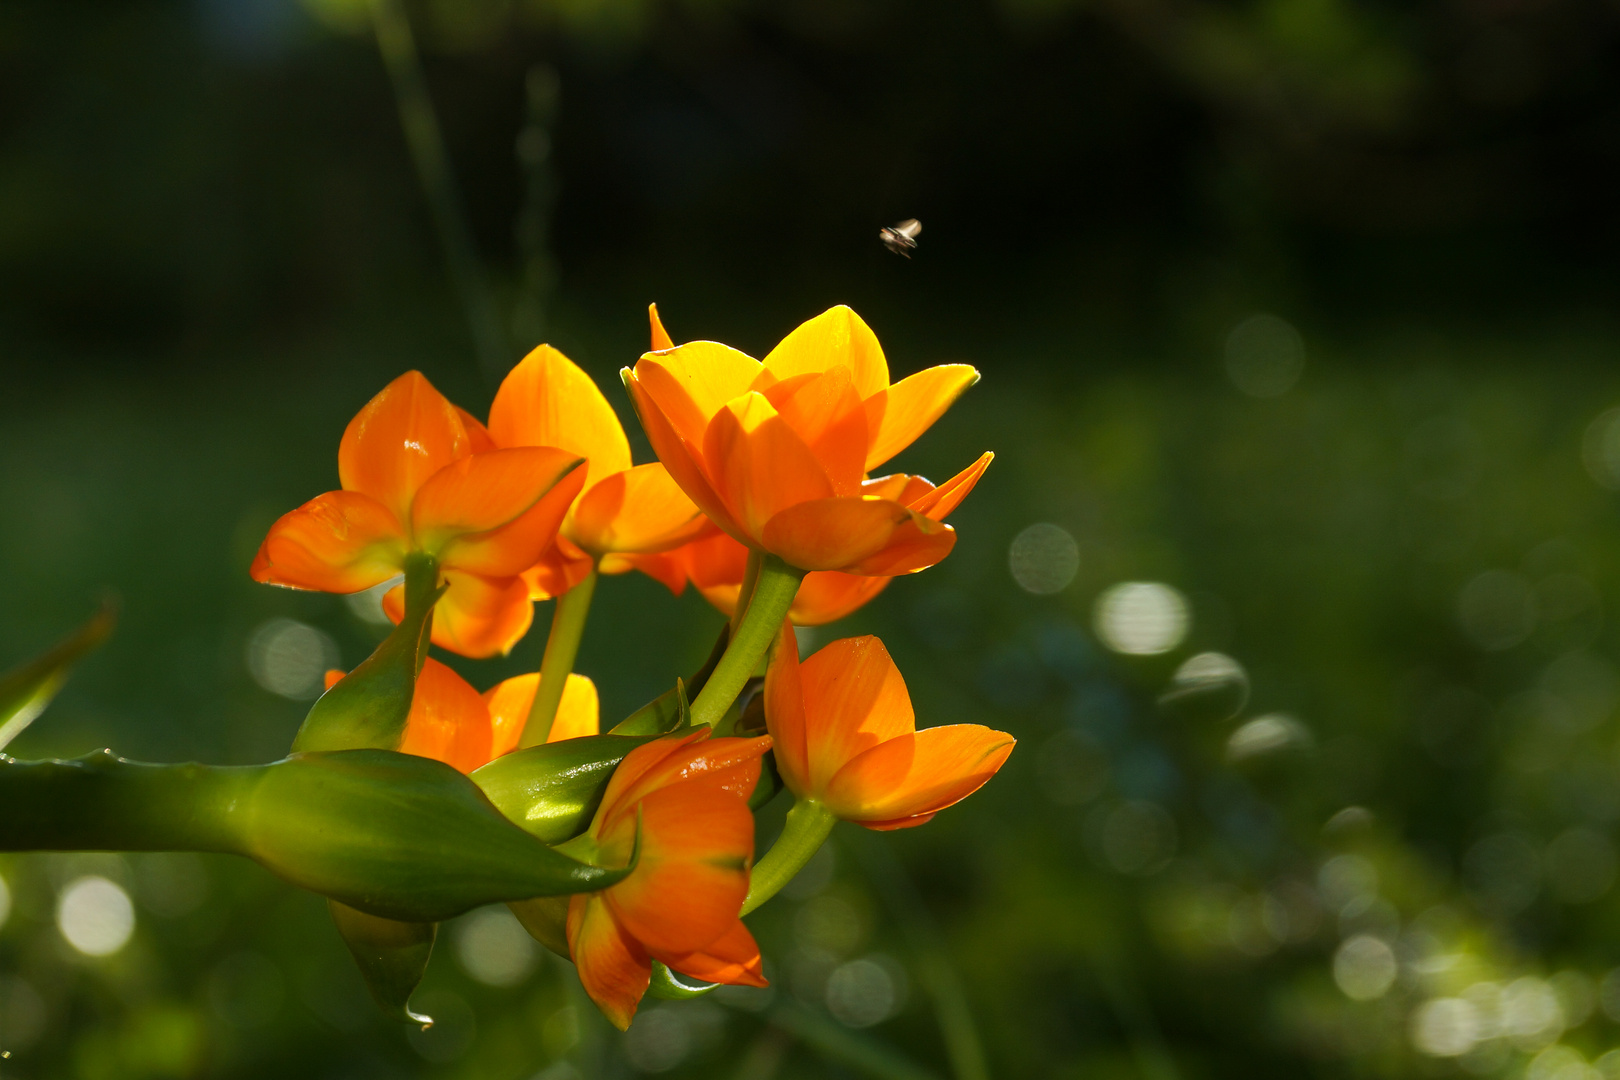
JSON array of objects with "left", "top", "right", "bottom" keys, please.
[
  {"left": 905, "top": 451, "right": 993, "bottom": 521},
  {"left": 789, "top": 572, "right": 893, "bottom": 626},
  {"left": 483, "top": 671, "right": 599, "bottom": 757},
  {"left": 624, "top": 372, "right": 742, "bottom": 540},
  {"left": 822, "top": 724, "right": 1014, "bottom": 829},
  {"left": 764, "top": 625, "right": 812, "bottom": 797},
  {"left": 567, "top": 895, "right": 650, "bottom": 1032},
  {"left": 703, "top": 393, "right": 834, "bottom": 542},
  {"left": 410, "top": 448, "right": 585, "bottom": 572},
  {"left": 657, "top": 920, "right": 767, "bottom": 988},
  {"left": 386, "top": 569, "right": 533, "bottom": 659},
  {"left": 759, "top": 496, "right": 948, "bottom": 573},
  {"left": 570, "top": 463, "right": 707, "bottom": 555},
  {"left": 635, "top": 343, "right": 764, "bottom": 447},
  {"left": 397, "top": 657, "right": 494, "bottom": 774},
  {"left": 760, "top": 305, "right": 889, "bottom": 400},
  {"left": 488, "top": 344, "right": 632, "bottom": 491},
  {"left": 250, "top": 491, "right": 406, "bottom": 593},
  {"left": 523, "top": 535, "right": 596, "bottom": 601},
  {"left": 338, "top": 371, "right": 469, "bottom": 521},
  {"left": 862, "top": 364, "right": 979, "bottom": 470},
  {"left": 797, "top": 636, "right": 915, "bottom": 792},
  {"left": 648, "top": 303, "right": 675, "bottom": 351},
  {"left": 760, "top": 367, "right": 869, "bottom": 495}
]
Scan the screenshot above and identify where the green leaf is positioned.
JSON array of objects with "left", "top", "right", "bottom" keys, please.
[
  {"left": 0, "top": 601, "right": 115, "bottom": 752},
  {"left": 327, "top": 900, "right": 436, "bottom": 1027},
  {"left": 293, "top": 554, "right": 441, "bottom": 754},
  {"left": 471, "top": 732, "right": 661, "bottom": 845}
]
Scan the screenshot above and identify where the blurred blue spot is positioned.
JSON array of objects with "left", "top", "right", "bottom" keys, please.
[
  {"left": 1034, "top": 620, "right": 1098, "bottom": 685},
  {"left": 978, "top": 643, "right": 1047, "bottom": 710},
  {"left": 1066, "top": 684, "right": 1129, "bottom": 744},
  {"left": 197, "top": 0, "right": 300, "bottom": 59},
  {"left": 1113, "top": 743, "right": 1180, "bottom": 801}
]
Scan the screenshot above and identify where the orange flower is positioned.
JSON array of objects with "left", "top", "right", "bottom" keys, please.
[
  {"left": 252, "top": 371, "right": 586, "bottom": 658},
  {"left": 765, "top": 632, "right": 1013, "bottom": 830},
  {"left": 624, "top": 305, "right": 986, "bottom": 574},
  {"left": 567, "top": 729, "right": 771, "bottom": 1029},
  {"left": 637, "top": 453, "right": 994, "bottom": 625},
  {"left": 321, "top": 662, "right": 598, "bottom": 772},
  {"left": 480, "top": 345, "right": 709, "bottom": 600}
]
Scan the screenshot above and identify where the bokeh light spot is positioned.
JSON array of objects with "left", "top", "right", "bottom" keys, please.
[
  {"left": 1224, "top": 314, "right": 1305, "bottom": 398},
  {"left": 57, "top": 875, "right": 135, "bottom": 957},
  {"left": 1411, "top": 997, "right": 1481, "bottom": 1057},
  {"left": 1094, "top": 582, "right": 1189, "bottom": 655},
  {"left": 454, "top": 906, "right": 538, "bottom": 987},
  {"left": 1333, "top": 934, "right": 1397, "bottom": 1000},
  {"left": 826, "top": 958, "right": 899, "bottom": 1028},
  {"left": 1008, "top": 524, "right": 1079, "bottom": 595},
  {"left": 1226, "top": 714, "right": 1311, "bottom": 763},
  {"left": 1457, "top": 571, "right": 1538, "bottom": 651},
  {"left": 246, "top": 618, "right": 339, "bottom": 700},
  {"left": 0, "top": 872, "right": 10, "bottom": 932}
]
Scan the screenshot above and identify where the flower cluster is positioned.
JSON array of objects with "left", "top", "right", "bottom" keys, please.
[{"left": 251, "top": 304, "right": 1013, "bottom": 1027}]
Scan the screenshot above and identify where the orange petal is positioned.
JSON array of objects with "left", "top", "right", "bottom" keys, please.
[
  {"left": 624, "top": 371, "right": 744, "bottom": 541},
  {"left": 397, "top": 657, "right": 495, "bottom": 774},
  {"left": 456, "top": 407, "right": 498, "bottom": 454},
  {"left": 761, "top": 367, "right": 869, "bottom": 495},
  {"left": 862, "top": 364, "right": 979, "bottom": 470},
  {"left": 410, "top": 447, "right": 585, "bottom": 571},
  {"left": 860, "top": 472, "right": 932, "bottom": 504},
  {"left": 567, "top": 894, "right": 651, "bottom": 1032},
  {"left": 703, "top": 393, "right": 834, "bottom": 543},
  {"left": 338, "top": 371, "right": 470, "bottom": 522},
  {"left": 764, "top": 624, "right": 812, "bottom": 797},
  {"left": 649, "top": 303, "right": 675, "bottom": 351},
  {"left": 599, "top": 550, "right": 691, "bottom": 596},
  {"left": 603, "top": 784, "right": 755, "bottom": 955},
  {"left": 822, "top": 724, "right": 1014, "bottom": 829},
  {"left": 656, "top": 920, "right": 768, "bottom": 988},
  {"left": 323, "top": 669, "right": 345, "bottom": 691},
  {"left": 250, "top": 491, "right": 406, "bottom": 593},
  {"left": 790, "top": 572, "right": 893, "bottom": 626},
  {"left": 759, "top": 496, "right": 950, "bottom": 573},
  {"left": 592, "top": 730, "right": 715, "bottom": 833},
  {"left": 523, "top": 535, "right": 597, "bottom": 601},
  {"left": 488, "top": 344, "right": 632, "bottom": 492},
  {"left": 569, "top": 463, "right": 707, "bottom": 555},
  {"left": 604, "top": 735, "right": 772, "bottom": 821},
  {"left": 797, "top": 636, "right": 915, "bottom": 793},
  {"left": 483, "top": 671, "right": 599, "bottom": 756},
  {"left": 760, "top": 306, "right": 889, "bottom": 401},
  {"left": 906, "top": 452, "right": 993, "bottom": 521},
  {"left": 634, "top": 344, "right": 763, "bottom": 448},
  {"left": 386, "top": 569, "right": 534, "bottom": 659}
]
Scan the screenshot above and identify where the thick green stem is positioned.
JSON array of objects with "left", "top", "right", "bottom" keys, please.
[
  {"left": 521, "top": 569, "right": 598, "bottom": 748},
  {"left": 729, "top": 548, "right": 763, "bottom": 638},
  {"left": 690, "top": 555, "right": 802, "bottom": 731},
  {"left": 742, "top": 798, "right": 836, "bottom": 915}
]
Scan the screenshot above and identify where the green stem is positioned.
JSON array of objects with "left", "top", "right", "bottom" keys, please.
[
  {"left": 521, "top": 569, "right": 598, "bottom": 748},
  {"left": 690, "top": 555, "right": 802, "bottom": 731},
  {"left": 368, "top": 0, "right": 507, "bottom": 378},
  {"left": 742, "top": 798, "right": 835, "bottom": 915},
  {"left": 730, "top": 547, "right": 763, "bottom": 638}
]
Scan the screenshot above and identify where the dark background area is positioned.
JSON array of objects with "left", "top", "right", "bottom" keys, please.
[{"left": 6, "top": 0, "right": 1620, "bottom": 1077}]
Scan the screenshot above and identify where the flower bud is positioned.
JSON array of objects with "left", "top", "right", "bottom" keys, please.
[{"left": 472, "top": 733, "right": 662, "bottom": 844}]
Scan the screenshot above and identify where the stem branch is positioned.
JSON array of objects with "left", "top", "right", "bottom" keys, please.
[
  {"left": 742, "top": 798, "right": 835, "bottom": 915},
  {"left": 690, "top": 555, "right": 801, "bottom": 731},
  {"left": 521, "top": 569, "right": 598, "bottom": 748}
]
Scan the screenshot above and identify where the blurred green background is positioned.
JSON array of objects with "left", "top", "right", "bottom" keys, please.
[{"left": 7, "top": 0, "right": 1620, "bottom": 1076}]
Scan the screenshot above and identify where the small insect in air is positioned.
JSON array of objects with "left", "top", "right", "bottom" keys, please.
[{"left": 879, "top": 218, "right": 922, "bottom": 257}]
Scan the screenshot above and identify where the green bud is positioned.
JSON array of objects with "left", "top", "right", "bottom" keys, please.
[
  {"left": 328, "top": 900, "right": 436, "bottom": 1026},
  {"left": 471, "top": 733, "right": 662, "bottom": 845},
  {"left": 293, "top": 553, "right": 441, "bottom": 754},
  {"left": 647, "top": 960, "right": 718, "bottom": 1000},
  {"left": 0, "top": 600, "right": 115, "bottom": 752},
  {"left": 0, "top": 749, "right": 633, "bottom": 923}
]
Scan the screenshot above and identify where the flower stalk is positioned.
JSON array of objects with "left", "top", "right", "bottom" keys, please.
[
  {"left": 741, "top": 798, "right": 836, "bottom": 915},
  {"left": 522, "top": 568, "right": 598, "bottom": 747},
  {"left": 689, "top": 555, "right": 802, "bottom": 731}
]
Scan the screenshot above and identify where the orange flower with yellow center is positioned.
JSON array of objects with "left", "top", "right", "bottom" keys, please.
[
  {"left": 321, "top": 661, "right": 598, "bottom": 774},
  {"left": 765, "top": 631, "right": 1013, "bottom": 829},
  {"left": 567, "top": 729, "right": 771, "bottom": 1029},
  {"left": 251, "top": 371, "right": 585, "bottom": 658},
  {"left": 476, "top": 344, "right": 708, "bottom": 600},
  {"left": 624, "top": 305, "right": 987, "bottom": 575},
  {"left": 636, "top": 456, "right": 992, "bottom": 625}
]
